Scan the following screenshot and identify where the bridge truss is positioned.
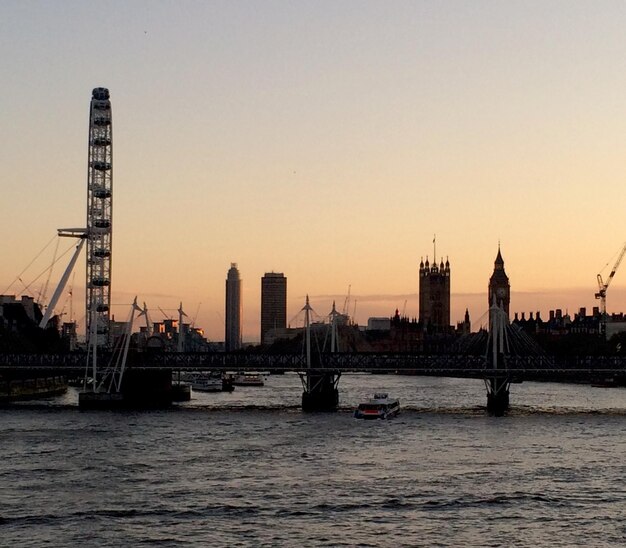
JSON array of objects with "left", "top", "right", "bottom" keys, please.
[{"left": 2, "top": 353, "right": 625, "bottom": 383}]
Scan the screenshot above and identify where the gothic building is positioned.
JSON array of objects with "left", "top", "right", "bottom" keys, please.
[
  {"left": 488, "top": 246, "right": 510, "bottom": 320},
  {"left": 456, "top": 308, "right": 471, "bottom": 335},
  {"left": 419, "top": 256, "right": 450, "bottom": 330}
]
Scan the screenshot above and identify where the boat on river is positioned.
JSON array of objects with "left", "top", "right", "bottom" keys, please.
[
  {"left": 0, "top": 375, "right": 67, "bottom": 403},
  {"left": 354, "top": 393, "right": 400, "bottom": 419},
  {"left": 188, "top": 373, "right": 223, "bottom": 392},
  {"left": 590, "top": 376, "right": 618, "bottom": 388},
  {"left": 232, "top": 372, "right": 265, "bottom": 387}
]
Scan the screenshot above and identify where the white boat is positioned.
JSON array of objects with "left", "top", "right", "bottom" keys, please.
[
  {"left": 232, "top": 372, "right": 265, "bottom": 387},
  {"left": 189, "top": 373, "right": 223, "bottom": 392},
  {"left": 354, "top": 393, "right": 400, "bottom": 419}
]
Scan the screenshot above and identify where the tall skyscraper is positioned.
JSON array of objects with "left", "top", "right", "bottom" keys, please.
[
  {"left": 225, "top": 263, "right": 242, "bottom": 351},
  {"left": 419, "top": 255, "right": 451, "bottom": 330},
  {"left": 261, "top": 272, "right": 287, "bottom": 345},
  {"left": 488, "top": 246, "right": 510, "bottom": 320}
]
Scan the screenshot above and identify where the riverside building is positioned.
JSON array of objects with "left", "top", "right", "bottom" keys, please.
[{"left": 261, "top": 272, "right": 287, "bottom": 345}]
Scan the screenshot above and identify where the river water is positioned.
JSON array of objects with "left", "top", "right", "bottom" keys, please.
[{"left": 1, "top": 374, "right": 625, "bottom": 547}]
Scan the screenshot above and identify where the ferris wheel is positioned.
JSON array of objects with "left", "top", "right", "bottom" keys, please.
[{"left": 86, "top": 87, "right": 113, "bottom": 345}]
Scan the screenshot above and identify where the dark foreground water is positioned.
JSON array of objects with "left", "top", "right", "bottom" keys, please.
[{"left": 1, "top": 375, "right": 625, "bottom": 547}]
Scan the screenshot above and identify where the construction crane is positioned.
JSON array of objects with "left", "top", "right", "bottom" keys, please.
[
  {"left": 595, "top": 242, "right": 626, "bottom": 337},
  {"left": 342, "top": 285, "right": 351, "bottom": 315}
]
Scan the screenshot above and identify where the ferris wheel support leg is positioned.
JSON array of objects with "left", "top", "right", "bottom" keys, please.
[{"left": 39, "top": 238, "right": 86, "bottom": 329}]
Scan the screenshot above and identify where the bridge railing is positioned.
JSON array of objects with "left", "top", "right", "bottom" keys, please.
[{"left": 1, "top": 352, "right": 626, "bottom": 377}]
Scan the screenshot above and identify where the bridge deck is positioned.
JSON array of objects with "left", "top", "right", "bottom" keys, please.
[{"left": 1, "top": 352, "right": 625, "bottom": 380}]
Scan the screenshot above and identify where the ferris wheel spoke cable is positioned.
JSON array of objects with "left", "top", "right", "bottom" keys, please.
[
  {"left": 19, "top": 241, "right": 79, "bottom": 296},
  {"left": 2, "top": 234, "right": 57, "bottom": 294},
  {"left": 40, "top": 237, "right": 61, "bottom": 305}
]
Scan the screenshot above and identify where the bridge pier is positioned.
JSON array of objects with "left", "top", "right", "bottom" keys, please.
[
  {"left": 79, "top": 368, "right": 173, "bottom": 409},
  {"left": 486, "top": 297, "right": 512, "bottom": 416},
  {"left": 486, "top": 376, "right": 510, "bottom": 417},
  {"left": 301, "top": 371, "right": 340, "bottom": 411},
  {"left": 298, "top": 295, "right": 341, "bottom": 411}
]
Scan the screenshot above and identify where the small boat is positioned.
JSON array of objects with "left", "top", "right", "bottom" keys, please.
[
  {"left": 1, "top": 375, "right": 68, "bottom": 403},
  {"left": 354, "top": 393, "right": 400, "bottom": 419},
  {"left": 591, "top": 377, "right": 617, "bottom": 388},
  {"left": 232, "top": 372, "right": 265, "bottom": 387},
  {"left": 189, "top": 373, "right": 223, "bottom": 392}
]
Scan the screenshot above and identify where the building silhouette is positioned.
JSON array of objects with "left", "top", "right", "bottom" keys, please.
[
  {"left": 419, "top": 256, "right": 451, "bottom": 330},
  {"left": 225, "top": 263, "right": 242, "bottom": 351},
  {"left": 456, "top": 308, "right": 471, "bottom": 335},
  {"left": 261, "top": 272, "right": 287, "bottom": 345},
  {"left": 488, "top": 246, "right": 510, "bottom": 321}
]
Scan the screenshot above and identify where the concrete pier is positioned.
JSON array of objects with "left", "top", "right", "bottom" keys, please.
[
  {"left": 78, "top": 369, "right": 173, "bottom": 409},
  {"left": 487, "top": 378, "right": 510, "bottom": 417},
  {"left": 301, "top": 371, "right": 339, "bottom": 411}
]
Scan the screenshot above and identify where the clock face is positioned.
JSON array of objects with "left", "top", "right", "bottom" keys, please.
[{"left": 496, "top": 288, "right": 507, "bottom": 298}]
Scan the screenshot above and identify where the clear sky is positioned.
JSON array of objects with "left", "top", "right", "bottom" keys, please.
[{"left": 2, "top": 1, "right": 626, "bottom": 342}]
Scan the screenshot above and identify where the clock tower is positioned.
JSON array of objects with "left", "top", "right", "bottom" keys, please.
[{"left": 488, "top": 246, "right": 510, "bottom": 320}]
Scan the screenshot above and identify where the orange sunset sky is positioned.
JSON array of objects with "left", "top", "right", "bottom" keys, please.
[{"left": 2, "top": 1, "right": 626, "bottom": 342}]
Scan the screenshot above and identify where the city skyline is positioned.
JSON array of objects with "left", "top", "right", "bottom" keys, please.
[{"left": 2, "top": 2, "right": 626, "bottom": 341}]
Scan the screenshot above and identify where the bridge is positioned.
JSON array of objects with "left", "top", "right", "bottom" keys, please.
[
  {"left": 2, "top": 351, "right": 626, "bottom": 379},
  {"left": 2, "top": 304, "right": 625, "bottom": 413},
  {"left": 1, "top": 351, "right": 625, "bottom": 388}
]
